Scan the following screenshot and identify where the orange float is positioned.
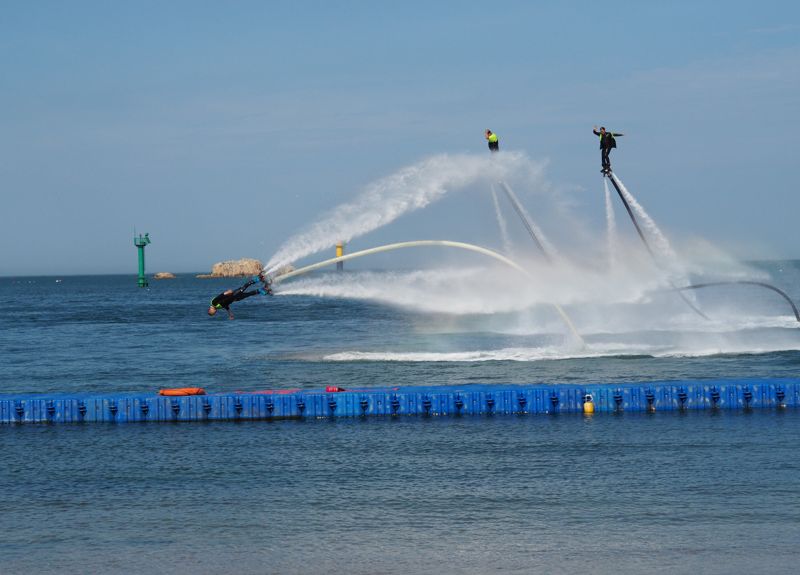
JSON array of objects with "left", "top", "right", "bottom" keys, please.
[{"left": 158, "top": 387, "right": 206, "bottom": 396}]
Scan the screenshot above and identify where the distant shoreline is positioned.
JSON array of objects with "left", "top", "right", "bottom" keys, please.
[{"left": 2, "top": 259, "right": 799, "bottom": 279}]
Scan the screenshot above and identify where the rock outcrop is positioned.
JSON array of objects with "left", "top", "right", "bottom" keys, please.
[
  {"left": 153, "top": 272, "right": 176, "bottom": 279},
  {"left": 197, "top": 258, "right": 263, "bottom": 278}
]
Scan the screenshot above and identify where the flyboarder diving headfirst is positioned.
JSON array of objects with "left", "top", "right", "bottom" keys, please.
[
  {"left": 593, "top": 126, "right": 623, "bottom": 174},
  {"left": 208, "top": 274, "right": 272, "bottom": 320},
  {"left": 485, "top": 129, "right": 499, "bottom": 153}
]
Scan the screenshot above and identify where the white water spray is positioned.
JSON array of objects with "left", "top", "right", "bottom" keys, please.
[
  {"left": 603, "top": 178, "right": 617, "bottom": 269},
  {"left": 499, "top": 181, "right": 559, "bottom": 261},
  {"left": 490, "top": 184, "right": 514, "bottom": 254},
  {"left": 272, "top": 239, "right": 585, "bottom": 347},
  {"left": 610, "top": 172, "right": 700, "bottom": 310},
  {"left": 321, "top": 338, "right": 800, "bottom": 363},
  {"left": 610, "top": 174, "right": 679, "bottom": 268},
  {"left": 265, "top": 152, "right": 537, "bottom": 274}
]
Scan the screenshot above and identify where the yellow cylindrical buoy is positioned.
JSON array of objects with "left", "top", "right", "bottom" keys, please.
[
  {"left": 335, "top": 242, "right": 344, "bottom": 271},
  {"left": 583, "top": 393, "right": 595, "bottom": 414}
]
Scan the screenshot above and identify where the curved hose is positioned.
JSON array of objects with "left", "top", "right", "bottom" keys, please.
[
  {"left": 676, "top": 281, "right": 800, "bottom": 323},
  {"left": 270, "top": 240, "right": 585, "bottom": 347}
]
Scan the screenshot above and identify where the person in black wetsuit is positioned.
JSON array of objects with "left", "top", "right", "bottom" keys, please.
[
  {"left": 593, "top": 126, "right": 624, "bottom": 174},
  {"left": 208, "top": 275, "right": 272, "bottom": 319}
]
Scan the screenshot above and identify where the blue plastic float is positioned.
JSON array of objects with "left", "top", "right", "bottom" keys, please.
[{"left": 1, "top": 379, "right": 798, "bottom": 424}]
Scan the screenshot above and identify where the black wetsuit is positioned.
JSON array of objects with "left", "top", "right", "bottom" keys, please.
[
  {"left": 210, "top": 279, "right": 261, "bottom": 311},
  {"left": 593, "top": 129, "right": 623, "bottom": 171}
]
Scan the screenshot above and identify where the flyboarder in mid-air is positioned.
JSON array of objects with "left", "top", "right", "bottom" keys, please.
[
  {"left": 593, "top": 126, "right": 623, "bottom": 175},
  {"left": 208, "top": 274, "right": 272, "bottom": 320},
  {"left": 485, "top": 129, "right": 499, "bottom": 153}
]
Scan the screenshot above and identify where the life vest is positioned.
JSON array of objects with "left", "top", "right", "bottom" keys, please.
[
  {"left": 599, "top": 132, "right": 616, "bottom": 149},
  {"left": 487, "top": 133, "right": 498, "bottom": 143}
]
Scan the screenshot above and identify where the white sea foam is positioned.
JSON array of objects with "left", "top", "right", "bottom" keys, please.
[{"left": 323, "top": 341, "right": 800, "bottom": 363}]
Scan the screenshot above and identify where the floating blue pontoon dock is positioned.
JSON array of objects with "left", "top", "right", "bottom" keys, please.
[{"left": 1, "top": 379, "right": 798, "bottom": 424}]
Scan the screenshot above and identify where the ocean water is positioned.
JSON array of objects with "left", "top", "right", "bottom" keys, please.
[{"left": 2, "top": 266, "right": 800, "bottom": 574}]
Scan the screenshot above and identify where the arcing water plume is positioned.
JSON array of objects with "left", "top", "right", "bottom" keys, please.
[
  {"left": 602, "top": 174, "right": 799, "bottom": 324},
  {"left": 608, "top": 172, "right": 705, "bottom": 317},
  {"left": 263, "top": 149, "right": 798, "bottom": 348},
  {"left": 265, "top": 152, "right": 539, "bottom": 274},
  {"left": 609, "top": 173, "right": 680, "bottom": 272},
  {"left": 604, "top": 178, "right": 617, "bottom": 269},
  {"left": 490, "top": 184, "right": 514, "bottom": 255}
]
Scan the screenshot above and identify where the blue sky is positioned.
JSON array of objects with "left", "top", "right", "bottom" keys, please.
[{"left": 1, "top": 1, "right": 798, "bottom": 275}]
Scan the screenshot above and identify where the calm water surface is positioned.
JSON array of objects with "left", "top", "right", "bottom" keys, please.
[{"left": 1, "top": 270, "right": 799, "bottom": 574}]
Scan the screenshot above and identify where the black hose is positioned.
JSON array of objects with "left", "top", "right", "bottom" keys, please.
[
  {"left": 677, "top": 281, "right": 800, "bottom": 323},
  {"left": 607, "top": 172, "right": 709, "bottom": 320},
  {"left": 606, "top": 174, "right": 654, "bottom": 258}
]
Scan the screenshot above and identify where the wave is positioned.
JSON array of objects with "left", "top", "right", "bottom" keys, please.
[{"left": 322, "top": 343, "right": 800, "bottom": 363}]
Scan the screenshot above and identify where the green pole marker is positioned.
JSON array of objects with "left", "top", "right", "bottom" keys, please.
[{"left": 134, "top": 232, "right": 151, "bottom": 287}]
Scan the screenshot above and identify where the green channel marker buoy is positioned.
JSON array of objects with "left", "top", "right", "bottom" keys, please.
[{"left": 134, "top": 232, "right": 151, "bottom": 287}]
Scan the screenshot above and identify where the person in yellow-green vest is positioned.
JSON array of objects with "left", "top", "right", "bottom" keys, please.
[
  {"left": 485, "top": 129, "right": 499, "bottom": 153},
  {"left": 593, "top": 126, "right": 624, "bottom": 174}
]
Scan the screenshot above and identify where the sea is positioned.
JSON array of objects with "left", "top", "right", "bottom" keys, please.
[{"left": 2, "top": 265, "right": 800, "bottom": 574}]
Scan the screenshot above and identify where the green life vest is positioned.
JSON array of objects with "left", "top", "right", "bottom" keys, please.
[
  {"left": 599, "top": 131, "right": 617, "bottom": 147},
  {"left": 488, "top": 133, "right": 498, "bottom": 143}
]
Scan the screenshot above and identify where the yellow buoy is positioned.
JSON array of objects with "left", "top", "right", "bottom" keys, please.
[
  {"left": 583, "top": 394, "right": 595, "bottom": 414},
  {"left": 335, "top": 242, "right": 344, "bottom": 271}
]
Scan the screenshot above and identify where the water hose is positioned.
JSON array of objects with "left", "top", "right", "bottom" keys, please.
[
  {"left": 676, "top": 281, "right": 800, "bottom": 323},
  {"left": 270, "top": 240, "right": 585, "bottom": 347}
]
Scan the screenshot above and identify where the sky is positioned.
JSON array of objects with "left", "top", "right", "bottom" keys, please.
[{"left": 1, "top": 0, "right": 798, "bottom": 276}]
